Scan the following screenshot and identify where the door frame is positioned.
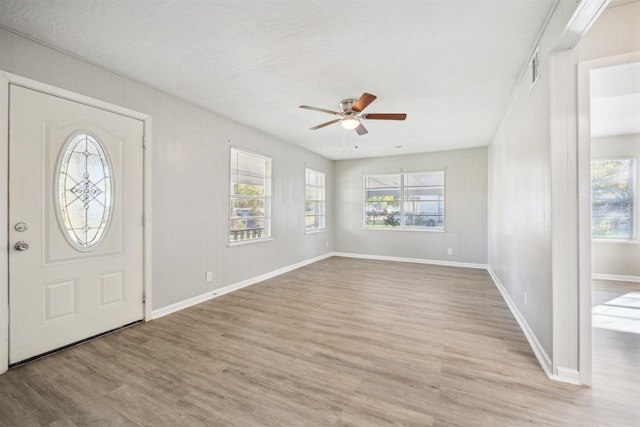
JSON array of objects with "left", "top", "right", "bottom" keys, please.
[
  {"left": 576, "top": 51, "right": 640, "bottom": 385},
  {"left": 0, "top": 70, "right": 153, "bottom": 374}
]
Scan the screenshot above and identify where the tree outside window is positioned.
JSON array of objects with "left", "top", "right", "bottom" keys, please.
[
  {"left": 230, "top": 148, "right": 271, "bottom": 242},
  {"left": 592, "top": 158, "right": 635, "bottom": 240},
  {"left": 305, "top": 168, "right": 325, "bottom": 231},
  {"left": 364, "top": 172, "right": 444, "bottom": 229}
]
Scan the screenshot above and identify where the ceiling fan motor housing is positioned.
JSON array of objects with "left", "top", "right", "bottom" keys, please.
[{"left": 340, "top": 98, "right": 358, "bottom": 113}]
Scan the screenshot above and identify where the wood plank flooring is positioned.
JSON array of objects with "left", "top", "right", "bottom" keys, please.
[
  {"left": 0, "top": 257, "right": 638, "bottom": 426},
  {"left": 591, "top": 278, "right": 640, "bottom": 420}
]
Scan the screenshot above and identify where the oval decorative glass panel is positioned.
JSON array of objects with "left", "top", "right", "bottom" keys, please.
[{"left": 57, "top": 133, "right": 113, "bottom": 249}]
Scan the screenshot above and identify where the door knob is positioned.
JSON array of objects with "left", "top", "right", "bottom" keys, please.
[{"left": 14, "top": 241, "right": 30, "bottom": 251}]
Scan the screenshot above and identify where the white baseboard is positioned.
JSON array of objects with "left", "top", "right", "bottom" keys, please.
[
  {"left": 592, "top": 273, "right": 640, "bottom": 283},
  {"left": 152, "top": 251, "right": 569, "bottom": 385},
  {"left": 151, "top": 252, "right": 333, "bottom": 319},
  {"left": 553, "top": 367, "right": 581, "bottom": 385},
  {"left": 332, "top": 252, "right": 487, "bottom": 270},
  {"left": 486, "top": 266, "right": 554, "bottom": 379}
]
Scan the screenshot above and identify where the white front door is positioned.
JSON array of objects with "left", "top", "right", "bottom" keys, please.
[{"left": 9, "top": 85, "right": 144, "bottom": 364}]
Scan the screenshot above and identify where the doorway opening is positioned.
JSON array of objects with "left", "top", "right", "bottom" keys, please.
[{"left": 587, "top": 60, "right": 640, "bottom": 388}]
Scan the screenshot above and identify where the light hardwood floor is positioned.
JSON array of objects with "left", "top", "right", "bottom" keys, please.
[
  {"left": 591, "top": 278, "right": 640, "bottom": 418},
  {"left": 0, "top": 257, "right": 638, "bottom": 426}
]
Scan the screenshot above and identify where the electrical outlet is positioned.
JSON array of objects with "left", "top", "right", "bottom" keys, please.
[
  {"left": 325, "top": 241, "right": 329, "bottom": 248},
  {"left": 447, "top": 248, "right": 453, "bottom": 255},
  {"left": 206, "top": 271, "right": 213, "bottom": 282}
]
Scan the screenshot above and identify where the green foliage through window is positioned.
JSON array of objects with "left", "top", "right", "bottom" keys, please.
[
  {"left": 230, "top": 148, "right": 271, "bottom": 242},
  {"left": 305, "top": 169, "right": 325, "bottom": 231},
  {"left": 364, "top": 172, "right": 444, "bottom": 229},
  {"left": 591, "top": 159, "right": 634, "bottom": 239}
]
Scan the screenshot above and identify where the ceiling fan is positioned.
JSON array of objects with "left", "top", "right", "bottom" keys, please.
[{"left": 299, "top": 92, "right": 407, "bottom": 136}]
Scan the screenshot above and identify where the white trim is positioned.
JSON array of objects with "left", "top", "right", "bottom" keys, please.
[
  {"left": 0, "top": 73, "right": 8, "bottom": 374},
  {"left": 362, "top": 227, "right": 446, "bottom": 233},
  {"left": 592, "top": 238, "right": 638, "bottom": 245},
  {"left": 550, "top": 47, "right": 582, "bottom": 385},
  {"left": 228, "top": 237, "right": 274, "bottom": 247},
  {"left": 4, "top": 73, "right": 150, "bottom": 121},
  {"left": 0, "top": 70, "right": 152, "bottom": 374},
  {"left": 332, "top": 252, "right": 486, "bottom": 270},
  {"left": 592, "top": 273, "right": 640, "bottom": 283},
  {"left": 555, "top": 0, "right": 610, "bottom": 51},
  {"left": 143, "top": 119, "right": 153, "bottom": 321},
  {"left": 151, "top": 252, "right": 333, "bottom": 319},
  {"left": 304, "top": 229, "right": 327, "bottom": 235},
  {"left": 576, "top": 51, "right": 640, "bottom": 386},
  {"left": 554, "top": 367, "right": 581, "bottom": 385},
  {"left": 486, "top": 267, "right": 554, "bottom": 379}
]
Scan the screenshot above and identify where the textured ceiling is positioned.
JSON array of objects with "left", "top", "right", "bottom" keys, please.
[{"left": 0, "top": 0, "right": 556, "bottom": 160}]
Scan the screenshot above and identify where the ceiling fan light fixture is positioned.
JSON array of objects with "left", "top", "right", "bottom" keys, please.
[
  {"left": 301, "top": 93, "right": 406, "bottom": 136},
  {"left": 341, "top": 117, "right": 360, "bottom": 130}
]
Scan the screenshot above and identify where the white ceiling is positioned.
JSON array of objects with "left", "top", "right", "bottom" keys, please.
[
  {"left": 591, "top": 61, "right": 640, "bottom": 138},
  {"left": 0, "top": 0, "right": 556, "bottom": 160}
]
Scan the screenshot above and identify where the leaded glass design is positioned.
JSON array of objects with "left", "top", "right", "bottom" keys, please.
[{"left": 57, "top": 133, "right": 113, "bottom": 249}]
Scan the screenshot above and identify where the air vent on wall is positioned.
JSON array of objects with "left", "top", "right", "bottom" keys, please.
[{"left": 529, "top": 47, "right": 540, "bottom": 91}]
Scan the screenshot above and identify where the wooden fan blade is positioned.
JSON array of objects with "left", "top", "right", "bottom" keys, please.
[
  {"left": 352, "top": 93, "right": 377, "bottom": 112},
  {"left": 299, "top": 105, "right": 341, "bottom": 115},
  {"left": 355, "top": 123, "right": 368, "bottom": 136},
  {"left": 310, "top": 118, "right": 341, "bottom": 130},
  {"left": 362, "top": 113, "right": 407, "bottom": 120}
]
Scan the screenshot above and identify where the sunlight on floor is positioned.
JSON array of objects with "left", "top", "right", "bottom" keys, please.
[{"left": 593, "top": 292, "right": 640, "bottom": 334}]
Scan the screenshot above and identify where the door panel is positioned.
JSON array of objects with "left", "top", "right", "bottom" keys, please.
[{"left": 9, "top": 85, "right": 144, "bottom": 364}]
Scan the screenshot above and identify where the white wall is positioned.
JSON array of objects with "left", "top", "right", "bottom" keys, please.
[
  {"left": 489, "top": 0, "right": 639, "bottom": 380},
  {"left": 334, "top": 147, "right": 487, "bottom": 264},
  {"left": 0, "top": 29, "right": 334, "bottom": 311},
  {"left": 578, "top": 0, "right": 640, "bottom": 62},
  {"left": 591, "top": 133, "right": 640, "bottom": 277},
  {"left": 488, "top": 0, "right": 582, "bottom": 366}
]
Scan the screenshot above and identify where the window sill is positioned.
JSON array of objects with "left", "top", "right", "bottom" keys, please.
[
  {"left": 305, "top": 229, "right": 327, "bottom": 235},
  {"left": 228, "top": 237, "right": 273, "bottom": 247},
  {"left": 592, "top": 238, "right": 637, "bottom": 245},
  {"left": 363, "top": 227, "right": 446, "bottom": 233}
]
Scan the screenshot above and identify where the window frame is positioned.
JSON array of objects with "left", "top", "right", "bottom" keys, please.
[
  {"left": 305, "top": 168, "right": 326, "bottom": 233},
  {"left": 591, "top": 157, "right": 636, "bottom": 242},
  {"left": 229, "top": 147, "right": 272, "bottom": 245},
  {"left": 363, "top": 170, "right": 445, "bottom": 231}
]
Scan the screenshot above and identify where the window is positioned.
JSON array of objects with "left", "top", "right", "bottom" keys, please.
[
  {"left": 57, "top": 133, "right": 113, "bottom": 249},
  {"left": 305, "top": 168, "right": 325, "bottom": 231},
  {"left": 364, "top": 171, "right": 444, "bottom": 229},
  {"left": 229, "top": 148, "right": 271, "bottom": 243},
  {"left": 592, "top": 158, "right": 635, "bottom": 240}
]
